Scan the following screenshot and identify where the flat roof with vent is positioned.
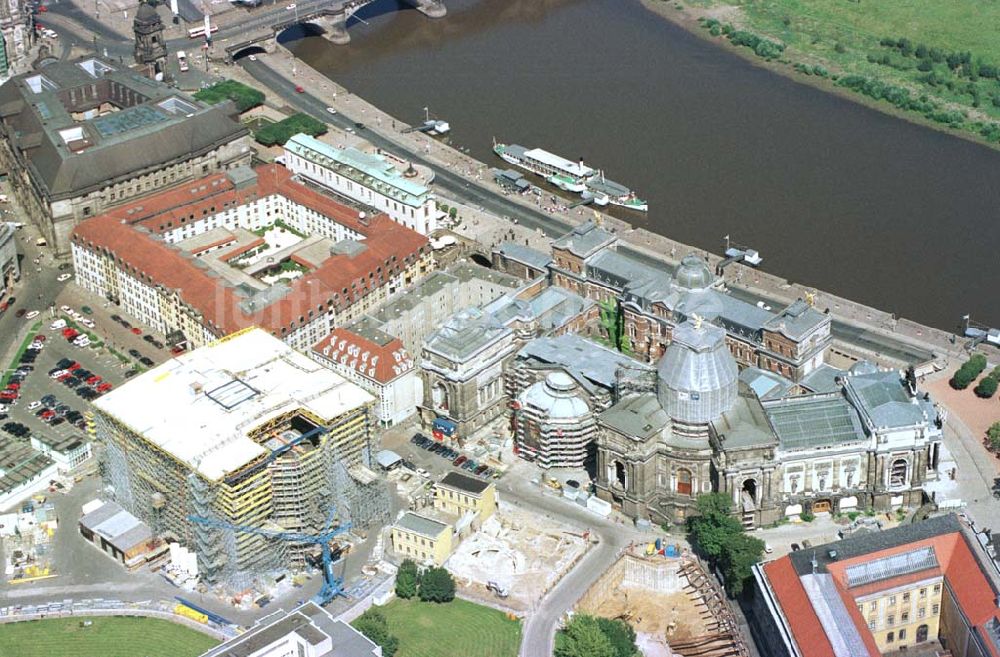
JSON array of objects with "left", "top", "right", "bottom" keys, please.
[{"left": 93, "top": 329, "right": 374, "bottom": 481}]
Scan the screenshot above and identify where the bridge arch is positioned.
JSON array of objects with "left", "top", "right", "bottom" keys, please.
[
  {"left": 231, "top": 45, "right": 269, "bottom": 61},
  {"left": 469, "top": 253, "right": 492, "bottom": 269}
]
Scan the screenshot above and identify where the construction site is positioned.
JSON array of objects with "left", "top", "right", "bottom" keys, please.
[
  {"left": 90, "top": 329, "right": 393, "bottom": 600},
  {"left": 446, "top": 504, "right": 591, "bottom": 611},
  {"left": 0, "top": 495, "right": 58, "bottom": 584},
  {"left": 576, "top": 547, "right": 751, "bottom": 657}
]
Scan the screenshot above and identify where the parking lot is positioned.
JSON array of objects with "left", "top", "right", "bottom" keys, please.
[{"left": 1, "top": 294, "right": 178, "bottom": 471}]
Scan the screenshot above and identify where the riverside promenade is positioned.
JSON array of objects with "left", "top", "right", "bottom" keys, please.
[{"left": 232, "top": 50, "right": 994, "bottom": 373}]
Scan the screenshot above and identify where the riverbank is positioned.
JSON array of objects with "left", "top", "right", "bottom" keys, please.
[{"left": 638, "top": 0, "right": 1000, "bottom": 151}]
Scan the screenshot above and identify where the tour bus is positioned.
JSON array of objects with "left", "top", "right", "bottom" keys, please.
[
  {"left": 177, "top": 50, "right": 189, "bottom": 72},
  {"left": 187, "top": 24, "right": 218, "bottom": 39}
]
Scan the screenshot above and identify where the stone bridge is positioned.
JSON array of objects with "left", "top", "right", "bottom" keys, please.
[{"left": 222, "top": 0, "right": 446, "bottom": 59}]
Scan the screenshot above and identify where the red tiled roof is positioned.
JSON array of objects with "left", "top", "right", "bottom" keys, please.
[
  {"left": 71, "top": 166, "right": 427, "bottom": 337},
  {"left": 313, "top": 327, "right": 413, "bottom": 384},
  {"left": 765, "top": 525, "right": 999, "bottom": 657},
  {"left": 762, "top": 558, "right": 837, "bottom": 657}
]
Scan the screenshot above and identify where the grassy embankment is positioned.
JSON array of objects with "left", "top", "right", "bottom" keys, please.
[{"left": 652, "top": 0, "right": 1000, "bottom": 146}]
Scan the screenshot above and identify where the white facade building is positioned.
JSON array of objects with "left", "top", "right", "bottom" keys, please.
[
  {"left": 312, "top": 326, "right": 419, "bottom": 427},
  {"left": 284, "top": 133, "right": 441, "bottom": 235}
]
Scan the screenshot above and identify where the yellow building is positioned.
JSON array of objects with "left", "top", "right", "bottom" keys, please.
[
  {"left": 855, "top": 576, "right": 944, "bottom": 652},
  {"left": 433, "top": 472, "right": 497, "bottom": 524},
  {"left": 391, "top": 512, "right": 453, "bottom": 566}
]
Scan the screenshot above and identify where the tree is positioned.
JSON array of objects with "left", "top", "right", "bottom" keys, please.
[
  {"left": 395, "top": 559, "right": 419, "bottom": 599},
  {"left": 687, "top": 493, "right": 743, "bottom": 560},
  {"left": 595, "top": 617, "right": 639, "bottom": 657},
  {"left": 555, "top": 615, "right": 616, "bottom": 657},
  {"left": 988, "top": 422, "right": 1000, "bottom": 452},
  {"left": 951, "top": 367, "right": 974, "bottom": 390},
  {"left": 719, "top": 532, "right": 766, "bottom": 596},
  {"left": 417, "top": 566, "right": 455, "bottom": 603},
  {"left": 352, "top": 608, "right": 399, "bottom": 657}
]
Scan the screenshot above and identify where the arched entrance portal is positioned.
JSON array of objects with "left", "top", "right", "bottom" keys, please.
[
  {"left": 741, "top": 478, "right": 757, "bottom": 508},
  {"left": 676, "top": 468, "right": 692, "bottom": 496},
  {"left": 612, "top": 460, "right": 627, "bottom": 490},
  {"left": 916, "top": 624, "right": 929, "bottom": 643}
]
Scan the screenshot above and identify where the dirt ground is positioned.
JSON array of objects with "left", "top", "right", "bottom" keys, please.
[
  {"left": 579, "top": 586, "right": 710, "bottom": 640},
  {"left": 925, "top": 371, "right": 1000, "bottom": 447}
]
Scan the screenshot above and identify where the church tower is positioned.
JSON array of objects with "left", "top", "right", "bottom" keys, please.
[{"left": 133, "top": 0, "right": 167, "bottom": 78}]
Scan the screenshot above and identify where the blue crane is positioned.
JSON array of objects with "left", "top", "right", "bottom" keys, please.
[{"left": 188, "top": 503, "right": 352, "bottom": 606}]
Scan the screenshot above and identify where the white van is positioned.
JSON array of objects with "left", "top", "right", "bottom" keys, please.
[
  {"left": 50, "top": 319, "right": 67, "bottom": 330},
  {"left": 73, "top": 335, "right": 91, "bottom": 348}
]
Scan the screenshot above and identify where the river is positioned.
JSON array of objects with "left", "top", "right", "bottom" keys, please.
[{"left": 281, "top": 0, "right": 1000, "bottom": 332}]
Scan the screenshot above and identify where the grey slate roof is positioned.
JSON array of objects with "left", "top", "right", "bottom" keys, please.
[
  {"left": 800, "top": 364, "right": 847, "bottom": 394},
  {"left": 711, "top": 382, "right": 778, "bottom": 449},
  {"left": 423, "top": 307, "right": 512, "bottom": 361},
  {"left": 513, "top": 334, "right": 653, "bottom": 392},
  {"left": 843, "top": 369, "right": 929, "bottom": 430},
  {"left": 600, "top": 393, "right": 669, "bottom": 441},
  {"left": 394, "top": 512, "right": 450, "bottom": 538},
  {"left": 0, "top": 57, "right": 248, "bottom": 200},
  {"left": 494, "top": 241, "right": 552, "bottom": 270},
  {"left": 438, "top": 471, "right": 490, "bottom": 495},
  {"left": 484, "top": 286, "right": 593, "bottom": 334},
  {"left": 551, "top": 221, "right": 616, "bottom": 258},
  {"left": 763, "top": 299, "right": 830, "bottom": 340},
  {"left": 738, "top": 366, "right": 796, "bottom": 401}
]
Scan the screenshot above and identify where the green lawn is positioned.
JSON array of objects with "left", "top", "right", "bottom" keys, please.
[
  {"left": 372, "top": 598, "right": 521, "bottom": 657},
  {"left": 0, "top": 616, "right": 220, "bottom": 657}
]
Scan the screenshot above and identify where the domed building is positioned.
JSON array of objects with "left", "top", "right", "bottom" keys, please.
[
  {"left": 514, "top": 372, "right": 596, "bottom": 469},
  {"left": 133, "top": 0, "right": 167, "bottom": 77}
]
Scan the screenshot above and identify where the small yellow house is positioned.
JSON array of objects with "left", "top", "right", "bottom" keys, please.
[
  {"left": 390, "top": 512, "right": 453, "bottom": 566},
  {"left": 433, "top": 472, "right": 496, "bottom": 524}
]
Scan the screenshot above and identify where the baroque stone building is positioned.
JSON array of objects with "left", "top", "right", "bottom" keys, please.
[
  {"left": 494, "top": 222, "right": 832, "bottom": 382},
  {"left": 0, "top": 0, "right": 31, "bottom": 80},
  {"left": 595, "top": 320, "right": 943, "bottom": 528}
]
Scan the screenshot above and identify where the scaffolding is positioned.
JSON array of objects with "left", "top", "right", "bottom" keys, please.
[{"left": 325, "top": 443, "right": 390, "bottom": 532}]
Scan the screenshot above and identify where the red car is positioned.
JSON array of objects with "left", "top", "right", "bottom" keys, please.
[
  {"left": 0, "top": 392, "right": 17, "bottom": 400},
  {"left": 67, "top": 362, "right": 81, "bottom": 371},
  {"left": 97, "top": 383, "right": 113, "bottom": 393},
  {"left": 57, "top": 372, "right": 72, "bottom": 382},
  {"left": 37, "top": 5, "right": 47, "bottom": 12},
  {"left": 62, "top": 327, "right": 79, "bottom": 339},
  {"left": 86, "top": 376, "right": 101, "bottom": 385},
  {"left": 33, "top": 334, "right": 46, "bottom": 342},
  {"left": 40, "top": 409, "right": 55, "bottom": 420},
  {"left": 5, "top": 383, "right": 19, "bottom": 391},
  {"left": 171, "top": 346, "right": 186, "bottom": 356},
  {"left": 131, "top": 327, "right": 142, "bottom": 335},
  {"left": 295, "top": 85, "right": 304, "bottom": 93}
]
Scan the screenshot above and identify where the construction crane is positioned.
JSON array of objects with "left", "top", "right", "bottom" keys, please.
[{"left": 188, "top": 504, "right": 352, "bottom": 606}]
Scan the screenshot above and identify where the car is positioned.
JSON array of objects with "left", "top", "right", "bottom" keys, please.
[
  {"left": 128, "top": 348, "right": 142, "bottom": 358},
  {"left": 764, "top": 542, "right": 774, "bottom": 554},
  {"left": 37, "top": 4, "right": 46, "bottom": 11},
  {"left": 86, "top": 376, "right": 101, "bottom": 385},
  {"left": 354, "top": 122, "right": 365, "bottom": 130},
  {"left": 28, "top": 401, "right": 42, "bottom": 410},
  {"left": 802, "top": 540, "right": 813, "bottom": 549},
  {"left": 59, "top": 305, "right": 71, "bottom": 313},
  {"left": 111, "top": 314, "right": 122, "bottom": 323},
  {"left": 80, "top": 319, "right": 95, "bottom": 329},
  {"left": 248, "top": 54, "right": 258, "bottom": 62},
  {"left": 76, "top": 369, "right": 93, "bottom": 379},
  {"left": 41, "top": 395, "right": 56, "bottom": 406},
  {"left": 285, "top": 2, "right": 296, "bottom": 8},
  {"left": 81, "top": 306, "right": 92, "bottom": 315},
  {"left": 139, "top": 357, "right": 154, "bottom": 367},
  {"left": 462, "top": 460, "right": 477, "bottom": 472},
  {"left": 61, "top": 328, "right": 78, "bottom": 338},
  {"left": 124, "top": 369, "right": 139, "bottom": 379},
  {"left": 326, "top": 107, "right": 337, "bottom": 115},
  {"left": 410, "top": 433, "right": 424, "bottom": 444},
  {"left": 97, "top": 383, "right": 113, "bottom": 393},
  {"left": 475, "top": 465, "right": 488, "bottom": 475},
  {"left": 452, "top": 455, "right": 467, "bottom": 466},
  {"left": 49, "top": 417, "right": 64, "bottom": 426},
  {"left": 170, "top": 346, "right": 187, "bottom": 356},
  {"left": 15, "top": 308, "right": 25, "bottom": 317},
  {"left": 56, "top": 373, "right": 72, "bottom": 383},
  {"left": 25, "top": 310, "right": 39, "bottom": 319},
  {"left": 50, "top": 319, "right": 67, "bottom": 330},
  {"left": 791, "top": 543, "right": 801, "bottom": 552},
  {"left": 67, "top": 362, "right": 80, "bottom": 371},
  {"left": 130, "top": 327, "right": 142, "bottom": 335},
  {"left": 56, "top": 273, "right": 72, "bottom": 282},
  {"left": 55, "top": 404, "right": 69, "bottom": 415},
  {"left": 16, "top": 365, "right": 33, "bottom": 372},
  {"left": 49, "top": 369, "right": 67, "bottom": 379},
  {"left": 33, "top": 334, "right": 45, "bottom": 342},
  {"left": 73, "top": 336, "right": 91, "bottom": 347},
  {"left": 5, "top": 383, "right": 19, "bottom": 391},
  {"left": 415, "top": 468, "right": 429, "bottom": 478},
  {"left": 119, "top": 319, "right": 131, "bottom": 329},
  {"left": 63, "top": 377, "right": 80, "bottom": 388},
  {"left": 151, "top": 340, "right": 164, "bottom": 349},
  {"left": 55, "top": 358, "right": 73, "bottom": 369},
  {"left": 295, "top": 85, "right": 305, "bottom": 93},
  {"left": 58, "top": 263, "right": 71, "bottom": 271},
  {"left": 40, "top": 409, "right": 55, "bottom": 420}
]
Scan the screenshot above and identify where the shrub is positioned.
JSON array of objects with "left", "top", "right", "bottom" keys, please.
[
  {"left": 800, "top": 511, "right": 815, "bottom": 522},
  {"left": 974, "top": 375, "right": 998, "bottom": 399},
  {"left": 353, "top": 608, "right": 398, "bottom": 657},
  {"left": 194, "top": 80, "right": 265, "bottom": 112},
  {"left": 254, "top": 113, "right": 327, "bottom": 147},
  {"left": 918, "top": 60, "right": 933, "bottom": 72},
  {"left": 951, "top": 367, "right": 975, "bottom": 389}
]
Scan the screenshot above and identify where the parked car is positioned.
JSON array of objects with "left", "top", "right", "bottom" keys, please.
[
  {"left": 124, "top": 370, "right": 139, "bottom": 379},
  {"left": 139, "top": 357, "right": 154, "bottom": 367},
  {"left": 97, "top": 383, "right": 113, "bottom": 393},
  {"left": 453, "top": 455, "right": 467, "bottom": 466},
  {"left": 128, "top": 349, "right": 142, "bottom": 358},
  {"left": 410, "top": 433, "right": 425, "bottom": 445},
  {"left": 791, "top": 543, "right": 801, "bottom": 552},
  {"left": 56, "top": 273, "right": 72, "bottom": 282},
  {"left": 474, "top": 465, "right": 488, "bottom": 475}
]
